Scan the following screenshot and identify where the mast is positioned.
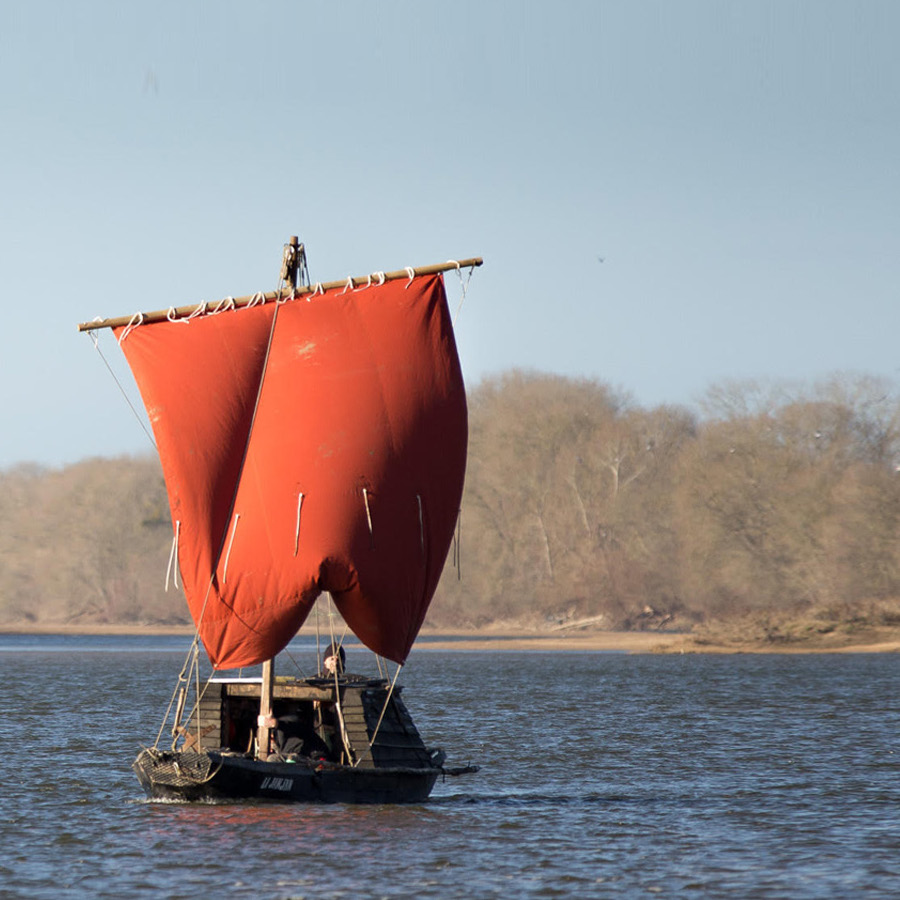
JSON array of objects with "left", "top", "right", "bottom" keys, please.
[
  {"left": 279, "top": 235, "right": 308, "bottom": 291},
  {"left": 256, "top": 658, "right": 275, "bottom": 759}
]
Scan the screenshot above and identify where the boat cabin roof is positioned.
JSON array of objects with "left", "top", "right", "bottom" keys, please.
[{"left": 208, "top": 674, "right": 394, "bottom": 702}]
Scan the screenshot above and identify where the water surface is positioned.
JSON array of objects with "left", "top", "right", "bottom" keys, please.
[{"left": 1, "top": 637, "right": 899, "bottom": 897}]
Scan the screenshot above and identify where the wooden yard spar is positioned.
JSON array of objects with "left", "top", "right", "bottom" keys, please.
[{"left": 77, "top": 251, "right": 483, "bottom": 333}]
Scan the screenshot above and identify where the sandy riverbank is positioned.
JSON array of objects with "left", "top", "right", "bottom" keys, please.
[
  {"left": 419, "top": 630, "right": 900, "bottom": 653},
  {"left": 0, "top": 621, "right": 668, "bottom": 650},
  {"left": 2, "top": 622, "right": 900, "bottom": 653}
]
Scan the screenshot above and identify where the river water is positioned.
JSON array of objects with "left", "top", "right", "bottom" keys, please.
[{"left": 1, "top": 635, "right": 899, "bottom": 898}]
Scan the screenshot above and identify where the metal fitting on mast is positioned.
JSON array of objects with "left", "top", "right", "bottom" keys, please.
[{"left": 280, "top": 235, "right": 310, "bottom": 291}]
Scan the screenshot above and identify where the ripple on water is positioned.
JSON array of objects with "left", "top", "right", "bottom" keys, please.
[{"left": 2, "top": 646, "right": 900, "bottom": 897}]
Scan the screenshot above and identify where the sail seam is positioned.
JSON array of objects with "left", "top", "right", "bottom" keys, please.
[
  {"left": 416, "top": 494, "right": 425, "bottom": 558},
  {"left": 454, "top": 509, "right": 462, "bottom": 580}
]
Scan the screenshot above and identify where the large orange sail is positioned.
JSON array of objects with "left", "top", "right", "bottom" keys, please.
[{"left": 116, "top": 274, "right": 467, "bottom": 668}]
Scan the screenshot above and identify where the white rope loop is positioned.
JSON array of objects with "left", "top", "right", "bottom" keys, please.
[
  {"left": 294, "top": 492, "right": 304, "bottom": 556},
  {"left": 362, "top": 488, "right": 374, "bottom": 537},
  {"left": 117, "top": 312, "right": 144, "bottom": 344},
  {"left": 373, "top": 271, "right": 386, "bottom": 285},
  {"left": 353, "top": 274, "right": 373, "bottom": 292},
  {"left": 341, "top": 276, "right": 355, "bottom": 295},
  {"left": 452, "top": 262, "right": 475, "bottom": 325},
  {"left": 404, "top": 266, "right": 416, "bottom": 288},
  {"left": 245, "top": 290, "right": 267, "bottom": 308},
  {"left": 222, "top": 513, "right": 241, "bottom": 584},
  {"left": 166, "top": 520, "right": 182, "bottom": 591},
  {"left": 185, "top": 301, "right": 208, "bottom": 321},
  {"left": 307, "top": 282, "right": 325, "bottom": 302},
  {"left": 210, "top": 296, "right": 236, "bottom": 315}
]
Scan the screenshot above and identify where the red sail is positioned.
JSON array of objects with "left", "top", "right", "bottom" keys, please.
[{"left": 116, "top": 274, "right": 467, "bottom": 668}]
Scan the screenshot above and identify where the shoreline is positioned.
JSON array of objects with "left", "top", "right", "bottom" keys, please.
[{"left": 2, "top": 622, "right": 900, "bottom": 654}]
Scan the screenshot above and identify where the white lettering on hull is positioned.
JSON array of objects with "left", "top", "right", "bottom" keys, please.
[{"left": 260, "top": 776, "right": 294, "bottom": 792}]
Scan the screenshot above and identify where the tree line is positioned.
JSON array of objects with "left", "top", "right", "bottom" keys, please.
[
  {"left": 3, "top": 370, "right": 900, "bottom": 633},
  {"left": 433, "top": 371, "right": 900, "bottom": 636}
]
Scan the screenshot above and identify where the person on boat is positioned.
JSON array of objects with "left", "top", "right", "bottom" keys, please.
[
  {"left": 322, "top": 642, "right": 345, "bottom": 676},
  {"left": 274, "top": 706, "right": 329, "bottom": 760}
]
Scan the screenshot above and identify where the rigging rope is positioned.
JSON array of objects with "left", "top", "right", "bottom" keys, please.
[
  {"left": 153, "top": 637, "right": 199, "bottom": 749},
  {"left": 450, "top": 261, "right": 475, "bottom": 326},
  {"left": 315, "top": 601, "right": 321, "bottom": 670},
  {"left": 359, "top": 662, "right": 404, "bottom": 767},
  {"left": 86, "top": 331, "right": 157, "bottom": 451},
  {"left": 325, "top": 596, "right": 353, "bottom": 763},
  {"left": 454, "top": 509, "right": 462, "bottom": 580},
  {"left": 87, "top": 327, "right": 214, "bottom": 753},
  {"left": 281, "top": 643, "right": 309, "bottom": 679},
  {"left": 153, "top": 292, "right": 286, "bottom": 745}
]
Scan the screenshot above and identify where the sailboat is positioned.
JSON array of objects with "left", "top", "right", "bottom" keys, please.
[{"left": 79, "top": 238, "right": 481, "bottom": 803}]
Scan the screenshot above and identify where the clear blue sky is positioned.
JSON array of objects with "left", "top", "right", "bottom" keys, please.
[{"left": 2, "top": 1, "right": 898, "bottom": 468}]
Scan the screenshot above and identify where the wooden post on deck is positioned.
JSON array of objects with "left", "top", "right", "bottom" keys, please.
[{"left": 256, "top": 658, "right": 275, "bottom": 759}]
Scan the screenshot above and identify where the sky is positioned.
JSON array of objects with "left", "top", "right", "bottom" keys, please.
[{"left": 1, "top": 1, "right": 898, "bottom": 468}]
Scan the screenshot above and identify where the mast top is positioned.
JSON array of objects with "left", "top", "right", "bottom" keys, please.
[{"left": 279, "top": 236, "right": 308, "bottom": 292}]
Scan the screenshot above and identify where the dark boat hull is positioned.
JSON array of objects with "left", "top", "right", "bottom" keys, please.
[{"left": 133, "top": 748, "right": 440, "bottom": 804}]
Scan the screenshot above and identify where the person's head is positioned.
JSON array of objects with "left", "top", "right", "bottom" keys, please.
[{"left": 323, "top": 642, "right": 345, "bottom": 675}]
